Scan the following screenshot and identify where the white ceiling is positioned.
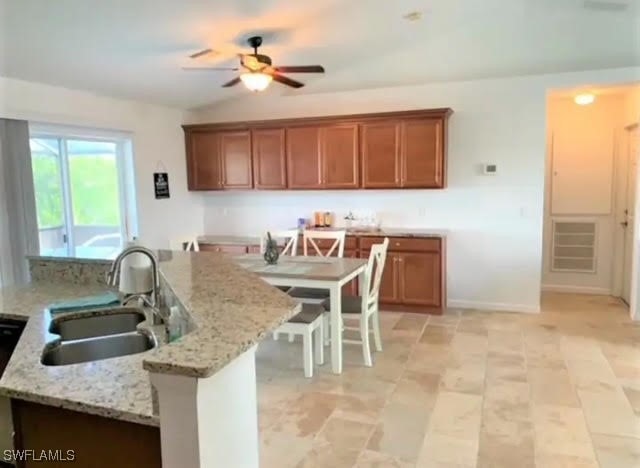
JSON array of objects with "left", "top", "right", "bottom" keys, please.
[{"left": 1, "top": 0, "right": 639, "bottom": 109}]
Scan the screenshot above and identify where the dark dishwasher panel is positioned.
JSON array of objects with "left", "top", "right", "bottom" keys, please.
[{"left": 0, "top": 319, "right": 25, "bottom": 377}]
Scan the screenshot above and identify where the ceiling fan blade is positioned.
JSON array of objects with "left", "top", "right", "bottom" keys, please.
[
  {"left": 273, "top": 65, "right": 325, "bottom": 73},
  {"left": 182, "top": 66, "right": 239, "bottom": 71},
  {"left": 271, "top": 73, "right": 304, "bottom": 89},
  {"left": 222, "top": 76, "right": 242, "bottom": 88},
  {"left": 189, "top": 48, "right": 213, "bottom": 59}
]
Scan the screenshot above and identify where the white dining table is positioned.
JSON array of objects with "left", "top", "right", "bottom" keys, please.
[{"left": 233, "top": 254, "right": 368, "bottom": 374}]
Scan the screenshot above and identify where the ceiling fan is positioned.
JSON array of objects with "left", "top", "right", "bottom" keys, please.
[{"left": 184, "top": 36, "right": 325, "bottom": 92}]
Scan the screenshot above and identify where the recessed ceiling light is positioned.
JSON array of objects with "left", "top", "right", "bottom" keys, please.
[
  {"left": 575, "top": 93, "right": 596, "bottom": 105},
  {"left": 403, "top": 11, "right": 423, "bottom": 21}
]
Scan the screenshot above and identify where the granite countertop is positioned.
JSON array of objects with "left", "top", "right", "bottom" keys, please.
[
  {"left": 0, "top": 251, "right": 301, "bottom": 426},
  {"left": 0, "top": 282, "right": 159, "bottom": 426},
  {"left": 346, "top": 228, "right": 447, "bottom": 238},
  {"left": 141, "top": 250, "right": 301, "bottom": 377}
]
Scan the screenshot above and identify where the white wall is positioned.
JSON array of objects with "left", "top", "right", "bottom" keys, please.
[
  {"left": 0, "top": 77, "right": 204, "bottom": 249},
  {"left": 187, "top": 67, "right": 640, "bottom": 313}
]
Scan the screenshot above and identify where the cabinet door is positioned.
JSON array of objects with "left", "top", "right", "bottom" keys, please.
[
  {"left": 187, "top": 132, "right": 222, "bottom": 190},
  {"left": 286, "top": 126, "right": 322, "bottom": 189},
  {"left": 360, "top": 121, "right": 401, "bottom": 188},
  {"left": 321, "top": 124, "right": 359, "bottom": 189},
  {"left": 398, "top": 252, "right": 442, "bottom": 306},
  {"left": 401, "top": 118, "right": 444, "bottom": 188},
  {"left": 252, "top": 128, "right": 287, "bottom": 189},
  {"left": 378, "top": 252, "right": 402, "bottom": 304},
  {"left": 220, "top": 131, "right": 253, "bottom": 189}
]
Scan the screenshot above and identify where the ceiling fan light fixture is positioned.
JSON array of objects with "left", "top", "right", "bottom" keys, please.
[{"left": 240, "top": 71, "right": 272, "bottom": 92}]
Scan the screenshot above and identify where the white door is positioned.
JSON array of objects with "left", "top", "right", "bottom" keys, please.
[{"left": 622, "top": 127, "right": 639, "bottom": 304}]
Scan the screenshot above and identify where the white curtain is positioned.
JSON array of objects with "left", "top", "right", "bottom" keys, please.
[{"left": 0, "top": 119, "right": 39, "bottom": 286}]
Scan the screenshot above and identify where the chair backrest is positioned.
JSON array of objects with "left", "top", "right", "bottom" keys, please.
[
  {"left": 260, "top": 230, "right": 299, "bottom": 256},
  {"left": 302, "top": 230, "right": 346, "bottom": 258},
  {"left": 362, "top": 238, "right": 389, "bottom": 309},
  {"left": 171, "top": 238, "right": 200, "bottom": 252}
]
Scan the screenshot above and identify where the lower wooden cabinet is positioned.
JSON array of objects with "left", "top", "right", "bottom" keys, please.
[
  {"left": 198, "top": 234, "right": 446, "bottom": 313},
  {"left": 360, "top": 236, "right": 445, "bottom": 313},
  {"left": 397, "top": 251, "right": 442, "bottom": 307},
  {"left": 12, "top": 400, "right": 161, "bottom": 468},
  {"left": 199, "top": 244, "right": 249, "bottom": 254},
  {"left": 378, "top": 252, "right": 402, "bottom": 304}
]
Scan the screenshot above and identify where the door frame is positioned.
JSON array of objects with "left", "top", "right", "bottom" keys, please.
[{"left": 626, "top": 123, "right": 640, "bottom": 320}]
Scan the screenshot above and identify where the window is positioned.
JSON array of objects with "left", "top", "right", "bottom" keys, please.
[{"left": 29, "top": 127, "right": 136, "bottom": 259}]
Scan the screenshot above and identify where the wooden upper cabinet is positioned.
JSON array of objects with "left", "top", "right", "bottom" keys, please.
[
  {"left": 184, "top": 108, "right": 450, "bottom": 191},
  {"left": 252, "top": 128, "right": 286, "bottom": 189},
  {"left": 286, "top": 126, "right": 322, "bottom": 189},
  {"left": 186, "top": 131, "right": 222, "bottom": 190},
  {"left": 402, "top": 118, "right": 444, "bottom": 188},
  {"left": 219, "top": 131, "right": 253, "bottom": 189},
  {"left": 321, "top": 124, "right": 359, "bottom": 189},
  {"left": 360, "top": 121, "right": 401, "bottom": 188}
]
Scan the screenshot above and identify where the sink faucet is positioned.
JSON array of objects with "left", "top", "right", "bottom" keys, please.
[{"left": 107, "top": 246, "right": 166, "bottom": 324}]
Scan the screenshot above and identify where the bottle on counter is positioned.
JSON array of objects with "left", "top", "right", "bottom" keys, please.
[{"left": 324, "top": 212, "right": 333, "bottom": 228}]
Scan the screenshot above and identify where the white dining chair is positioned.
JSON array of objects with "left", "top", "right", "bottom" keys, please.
[
  {"left": 288, "top": 229, "right": 346, "bottom": 300},
  {"left": 274, "top": 303, "right": 325, "bottom": 378},
  {"left": 259, "top": 230, "right": 299, "bottom": 256},
  {"left": 322, "top": 237, "right": 389, "bottom": 367},
  {"left": 171, "top": 237, "right": 200, "bottom": 251}
]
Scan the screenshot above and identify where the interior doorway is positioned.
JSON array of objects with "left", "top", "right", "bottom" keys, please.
[{"left": 621, "top": 125, "right": 638, "bottom": 305}]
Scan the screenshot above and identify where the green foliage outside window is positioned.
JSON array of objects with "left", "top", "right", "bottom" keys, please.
[{"left": 31, "top": 147, "right": 121, "bottom": 229}]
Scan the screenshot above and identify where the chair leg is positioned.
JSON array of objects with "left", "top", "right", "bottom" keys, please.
[
  {"left": 273, "top": 332, "right": 279, "bottom": 341},
  {"left": 288, "top": 333, "right": 294, "bottom": 343},
  {"left": 303, "top": 329, "right": 313, "bottom": 378},
  {"left": 315, "top": 322, "right": 324, "bottom": 365},
  {"left": 372, "top": 311, "right": 383, "bottom": 352},
  {"left": 322, "top": 313, "right": 331, "bottom": 346},
  {"left": 360, "top": 315, "right": 372, "bottom": 367}
]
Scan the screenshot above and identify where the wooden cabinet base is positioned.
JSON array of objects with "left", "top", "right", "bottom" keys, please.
[
  {"left": 11, "top": 400, "right": 161, "bottom": 468},
  {"left": 379, "top": 302, "right": 444, "bottom": 315}
]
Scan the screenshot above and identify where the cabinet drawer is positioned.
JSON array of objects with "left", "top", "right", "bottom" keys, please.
[
  {"left": 360, "top": 236, "right": 441, "bottom": 252},
  {"left": 200, "top": 244, "right": 248, "bottom": 254}
]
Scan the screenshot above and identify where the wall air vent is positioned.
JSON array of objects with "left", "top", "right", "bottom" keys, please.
[{"left": 551, "top": 221, "right": 597, "bottom": 273}]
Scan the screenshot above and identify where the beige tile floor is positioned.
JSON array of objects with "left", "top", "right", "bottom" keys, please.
[{"left": 255, "top": 293, "right": 640, "bottom": 468}]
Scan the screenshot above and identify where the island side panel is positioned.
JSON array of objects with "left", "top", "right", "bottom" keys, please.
[{"left": 150, "top": 345, "right": 259, "bottom": 468}]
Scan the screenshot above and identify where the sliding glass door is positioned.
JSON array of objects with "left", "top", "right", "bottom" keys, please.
[{"left": 30, "top": 135, "right": 127, "bottom": 259}]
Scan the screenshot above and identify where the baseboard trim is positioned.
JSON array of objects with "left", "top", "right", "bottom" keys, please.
[
  {"left": 447, "top": 299, "right": 540, "bottom": 314},
  {"left": 541, "top": 284, "right": 611, "bottom": 296}
]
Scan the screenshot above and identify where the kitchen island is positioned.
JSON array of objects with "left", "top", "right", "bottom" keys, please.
[{"left": 0, "top": 251, "right": 301, "bottom": 467}]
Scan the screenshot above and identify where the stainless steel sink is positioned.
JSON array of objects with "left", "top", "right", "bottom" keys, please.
[
  {"left": 41, "top": 331, "right": 156, "bottom": 366},
  {"left": 49, "top": 308, "right": 146, "bottom": 341}
]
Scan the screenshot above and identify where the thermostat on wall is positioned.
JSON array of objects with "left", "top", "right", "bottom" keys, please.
[{"left": 482, "top": 164, "right": 498, "bottom": 175}]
